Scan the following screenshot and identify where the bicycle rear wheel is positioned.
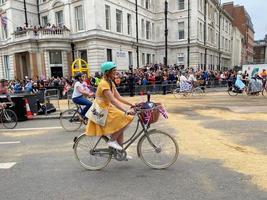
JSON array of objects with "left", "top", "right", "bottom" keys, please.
[
  {"left": 1, "top": 109, "right": 17, "bottom": 129},
  {"left": 138, "top": 129, "right": 179, "bottom": 169},
  {"left": 228, "top": 87, "right": 238, "bottom": 96},
  {"left": 73, "top": 134, "right": 111, "bottom": 170},
  {"left": 60, "top": 109, "right": 82, "bottom": 131}
]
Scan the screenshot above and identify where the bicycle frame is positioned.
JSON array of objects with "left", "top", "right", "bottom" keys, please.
[{"left": 91, "top": 113, "right": 154, "bottom": 154}]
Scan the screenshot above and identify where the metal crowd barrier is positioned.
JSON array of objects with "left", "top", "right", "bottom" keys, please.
[
  {"left": 67, "top": 88, "right": 74, "bottom": 109},
  {"left": 44, "top": 89, "right": 60, "bottom": 115},
  {"left": 65, "top": 80, "right": 227, "bottom": 103}
]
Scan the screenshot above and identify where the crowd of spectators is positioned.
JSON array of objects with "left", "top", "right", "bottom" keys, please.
[
  {"left": 14, "top": 23, "right": 70, "bottom": 35},
  {"left": 0, "top": 63, "right": 233, "bottom": 98}
]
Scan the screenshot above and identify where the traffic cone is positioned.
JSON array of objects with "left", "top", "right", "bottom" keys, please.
[{"left": 25, "top": 99, "right": 33, "bottom": 120}]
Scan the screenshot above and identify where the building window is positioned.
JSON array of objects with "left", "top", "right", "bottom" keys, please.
[
  {"left": 55, "top": 10, "right": 64, "bottom": 27},
  {"left": 178, "top": 0, "right": 185, "bottom": 10},
  {"left": 0, "top": 0, "right": 6, "bottom": 5},
  {"left": 147, "top": 54, "right": 151, "bottom": 64},
  {"left": 128, "top": 51, "right": 133, "bottom": 68},
  {"left": 200, "top": 22, "right": 203, "bottom": 41},
  {"left": 3, "top": 55, "right": 10, "bottom": 80},
  {"left": 75, "top": 6, "right": 84, "bottom": 31},
  {"left": 145, "top": 0, "right": 150, "bottom": 9},
  {"left": 42, "top": 16, "right": 48, "bottom": 26},
  {"left": 105, "top": 5, "right": 111, "bottom": 30},
  {"left": 177, "top": 53, "right": 184, "bottom": 65},
  {"left": 116, "top": 9, "right": 123, "bottom": 33},
  {"left": 142, "top": 53, "right": 145, "bottom": 65},
  {"left": 178, "top": 22, "right": 185, "bottom": 40},
  {"left": 146, "top": 21, "right": 151, "bottom": 40},
  {"left": 49, "top": 51, "right": 62, "bottom": 64},
  {"left": 199, "top": 53, "right": 203, "bottom": 65},
  {"left": 107, "top": 49, "right": 112, "bottom": 61},
  {"left": 198, "top": 0, "right": 203, "bottom": 12},
  {"left": 141, "top": 19, "right": 145, "bottom": 38},
  {"left": 141, "top": 0, "right": 144, "bottom": 7},
  {"left": 79, "top": 50, "right": 87, "bottom": 62},
  {"left": 152, "top": 23, "right": 155, "bottom": 40},
  {"left": 127, "top": 13, "right": 132, "bottom": 35}
]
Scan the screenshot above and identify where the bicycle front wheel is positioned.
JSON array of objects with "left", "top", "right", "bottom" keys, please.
[
  {"left": 73, "top": 134, "right": 111, "bottom": 170},
  {"left": 173, "top": 87, "right": 181, "bottom": 98},
  {"left": 138, "top": 129, "right": 179, "bottom": 169},
  {"left": 228, "top": 87, "right": 238, "bottom": 96},
  {"left": 192, "top": 87, "right": 204, "bottom": 96},
  {"left": 262, "top": 88, "right": 267, "bottom": 97},
  {"left": 60, "top": 109, "right": 82, "bottom": 131},
  {"left": 1, "top": 109, "right": 18, "bottom": 129}
]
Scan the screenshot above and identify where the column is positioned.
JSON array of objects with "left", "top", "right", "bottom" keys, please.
[
  {"left": 66, "top": 51, "right": 72, "bottom": 77},
  {"left": 40, "top": 51, "right": 46, "bottom": 79},
  {"left": 29, "top": 52, "right": 38, "bottom": 79}
]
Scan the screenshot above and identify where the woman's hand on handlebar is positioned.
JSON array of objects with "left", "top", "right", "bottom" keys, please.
[
  {"left": 87, "top": 92, "right": 95, "bottom": 98},
  {"left": 125, "top": 108, "right": 135, "bottom": 115}
]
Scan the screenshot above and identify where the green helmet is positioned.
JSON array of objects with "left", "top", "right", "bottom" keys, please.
[{"left": 100, "top": 62, "right": 117, "bottom": 74}]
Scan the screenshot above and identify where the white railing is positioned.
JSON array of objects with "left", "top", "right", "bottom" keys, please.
[{"left": 12, "top": 29, "right": 70, "bottom": 41}]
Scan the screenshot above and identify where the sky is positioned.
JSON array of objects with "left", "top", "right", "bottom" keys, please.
[{"left": 221, "top": 0, "right": 267, "bottom": 40}]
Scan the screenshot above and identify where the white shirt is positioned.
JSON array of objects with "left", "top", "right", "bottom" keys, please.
[
  {"left": 180, "top": 75, "right": 188, "bottom": 82},
  {"left": 188, "top": 74, "right": 196, "bottom": 82},
  {"left": 72, "top": 81, "right": 83, "bottom": 98}
]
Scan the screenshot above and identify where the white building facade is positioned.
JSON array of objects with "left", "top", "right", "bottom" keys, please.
[
  {"left": 231, "top": 26, "right": 243, "bottom": 67},
  {"left": 0, "top": 0, "right": 233, "bottom": 80}
]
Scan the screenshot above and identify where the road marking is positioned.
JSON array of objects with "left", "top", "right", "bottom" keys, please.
[
  {"left": 0, "top": 141, "right": 21, "bottom": 145},
  {"left": 2, "top": 126, "right": 62, "bottom": 132},
  {"left": 0, "top": 162, "right": 16, "bottom": 169}
]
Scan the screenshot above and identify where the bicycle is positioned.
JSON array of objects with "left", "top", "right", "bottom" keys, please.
[
  {"left": 173, "top": 85, "right": 205, "bottom": 98},
  {"left": 0, "top": 102, "right": 18, "bottom": 129},
  {"left": 60, "top": 104, "right": 88, "bottom": 131},
  {"left": 228, "top": 79, "right": 265, "bottom": 97},
  {"left": 73, "top": 95, "right": 179, "bottom": 170}
]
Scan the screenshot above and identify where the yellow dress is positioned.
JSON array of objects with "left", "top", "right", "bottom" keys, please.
[{"left": 86, "top": 79, "right": 134, "bottom": 136}]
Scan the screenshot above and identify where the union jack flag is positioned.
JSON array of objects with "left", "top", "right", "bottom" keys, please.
[{"left": 0, "top": 15, "right": 7, "bottom": 29}]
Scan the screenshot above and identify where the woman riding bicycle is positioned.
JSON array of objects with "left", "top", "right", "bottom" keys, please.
[
  {"left": 179, "top": 71, "right": 193, "bottom": 93},
  {"left": 85, "top": 62, "right": 134, "bottom": 151},
  {"left": 72, "top": 73, "right": 93, "bottom": 118}
]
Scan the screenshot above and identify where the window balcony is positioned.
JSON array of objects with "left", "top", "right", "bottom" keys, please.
[{"left": 12, "top": 28, "right": 70, "bottom": 42}]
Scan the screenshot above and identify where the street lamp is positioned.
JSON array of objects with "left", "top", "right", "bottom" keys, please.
[
  {"left": 135, "top": 0, "right": 140, "bottom": 69},
  {"left": 23, "top": 0, "right": 28, "bottom": 27},
  {"left": 164, "top": 0, "right": 168, "bottom": 67}
]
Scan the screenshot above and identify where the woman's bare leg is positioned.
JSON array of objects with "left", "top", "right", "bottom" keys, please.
[{"left": 110, "top": 125, "right": 129, "bottom": 145}]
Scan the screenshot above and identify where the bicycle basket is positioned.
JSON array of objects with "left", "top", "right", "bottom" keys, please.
[{"left": 139, "top": 103, "right": 161, "bottom": 125}]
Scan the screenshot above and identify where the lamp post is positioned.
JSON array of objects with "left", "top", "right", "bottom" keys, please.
[
  {"left": 187, "top": 0, "right": 190, "bottom": 68},
  {"left": 23, "top": 0, "right": 28, "bottom": 27},
  {"left": 37, "top": 0, "right": 41, "bottom": 26},
  {"left": 164, "top": 0, "right": 168, "bottom": 67},
  {"left": 204, "top": 0, "right": 207, "bottom": 70},
  {"left": 135, "top": 0, "right": 140, "bottom": 69}
]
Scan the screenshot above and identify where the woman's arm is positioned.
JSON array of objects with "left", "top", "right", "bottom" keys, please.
[
  {"left": 113, "top": 87, "right": 134, "bottom": 107},
  {"left": 77, "top": 86, "right": 89, "bottom": 96},
  {"left": 103, "top": 90, "right": 128, "bottom": 112}
]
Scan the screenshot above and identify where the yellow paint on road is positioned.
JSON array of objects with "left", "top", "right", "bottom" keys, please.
[
  {"left": 195, "top": 109, "right": 267, "bottom": 121},
  {"left": 167, "top": 113, "right": 267, "bottom": 191}
]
